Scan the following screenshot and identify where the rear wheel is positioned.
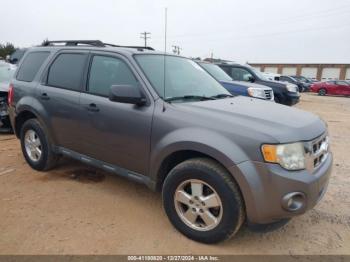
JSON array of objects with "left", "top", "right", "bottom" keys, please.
[
  {"left": 20, "top": 119, "right": 58, "bottom": 171},
  {"left": 162, "top": 158, "right": 245, "bottom": 243},
  {"left": 318, "top": 89, "right": 327, "bottom": 96}
]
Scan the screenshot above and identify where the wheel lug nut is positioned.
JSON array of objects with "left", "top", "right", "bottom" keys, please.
[
  {"left": 199, "top": 209, "right": 204, "bottom": 213},
  {"left": 201, "top": 202, "right": 205, "bottom": 206},
  {"left": 192, "top": 208, "right": 196, "bottom": 212},
  {"left": 189, "top": 200, "right": 193, "bottom": 204}
]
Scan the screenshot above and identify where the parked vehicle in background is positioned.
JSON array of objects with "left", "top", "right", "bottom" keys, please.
[
  {"left": 292, "top": 75, "right": 318, "bottom": 84},
  {"left": 0, "top": 62, "right": 16, "bottom": 132},
  {"left": 262, "top": 72, "right": 280, "bottom": 81},
  {"left": 279, "top": 75, "right": 311, "bottom": 92},
  {"left": 310, "top": 80, "right": 350, "bottom": 96},
  {"left": 197, "top": 61, "right": 274, "bottom": 101},
  {"left": 218, "top": 63, "right": 300, "bottom": 106},
  {"left": 8, "top": 48, "right": 28, "bottom": 64},
  {"left": 8, "top": 40, "right": 332, "bottom": 244}
]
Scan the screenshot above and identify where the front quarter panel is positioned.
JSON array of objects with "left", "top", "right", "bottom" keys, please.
[{"left": 149, "top": 101, "right": 250, "bottom": 183}]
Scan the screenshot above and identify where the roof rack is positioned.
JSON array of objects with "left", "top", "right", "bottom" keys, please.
[
  {"left": 104, "top": 43, "right": 155, "bottom": 51},
  {"left": 41, "top": 40, "right": 155, "bottom": 50},
  {"left": 42, "top": 40, "right": 105, "bottom": 47}
]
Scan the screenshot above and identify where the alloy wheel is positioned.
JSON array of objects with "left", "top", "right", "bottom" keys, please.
[
  {"left": 24, "top": 129, "right": 42, "bottom": 162},
  {"left": 174, "top": 179, "right": 223, "bottom": 231}
]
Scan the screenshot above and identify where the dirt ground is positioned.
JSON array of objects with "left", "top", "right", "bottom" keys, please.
[{"left": 0, "top": 93, "right": 349, "bottom": 255}]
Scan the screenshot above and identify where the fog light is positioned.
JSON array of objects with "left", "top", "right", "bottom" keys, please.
[{"left": 282, "top": 192, "right": 306, "bottom": 212}]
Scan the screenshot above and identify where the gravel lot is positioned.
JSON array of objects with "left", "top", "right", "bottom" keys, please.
[{"left": 0, "top": 93, "right": 349, "bottom": 255}]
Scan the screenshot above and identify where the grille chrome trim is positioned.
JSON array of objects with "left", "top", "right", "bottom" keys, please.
[
  {"left": 305, "top": 133, "right": 330, "bottom": 173},
  {"left": 263, "top": 89, "right": 274, "bottom": 100}
]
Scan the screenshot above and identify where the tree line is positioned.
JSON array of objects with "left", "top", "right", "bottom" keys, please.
[{"left": 0, "top": 43, "right": 16, "bottom": 60}]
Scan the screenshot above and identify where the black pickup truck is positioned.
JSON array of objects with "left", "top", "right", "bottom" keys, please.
[{"left": 218, "top": 63, "right": 300, "bottom": 106}]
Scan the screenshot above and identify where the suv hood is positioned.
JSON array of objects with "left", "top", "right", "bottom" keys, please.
[
  {"left": 0, "top": 82, "right": 9, "bottom": 92},
  {"left": 177, "top": 96, "right": 325, "bottom": 143}
]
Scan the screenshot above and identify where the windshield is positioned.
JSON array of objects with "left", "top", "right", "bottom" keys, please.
[
  {"left": 199, "top": 62, "right": 232, "bottom": 81},
  {"left": 0, "top": 64, "right": 15, "bottom": 83},
  {"left": 250, "top": 67, "right": 270, "bottom": 81},
  {"left": 135, "top": 55, "right": 230, "bottom": 101}
]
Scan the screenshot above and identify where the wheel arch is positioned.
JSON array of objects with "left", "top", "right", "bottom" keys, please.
[{"left": 14, "top": 101, "right": 56, "bottom": 145}]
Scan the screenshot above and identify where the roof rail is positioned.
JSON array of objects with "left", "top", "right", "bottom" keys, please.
[
  {"left": 42, "top": 40, "right": 105, "bottom": 47},
  {"left": 103, "top": 43, "right": 155, "bottom": 51},
  {"left": 41, "top": 40, "right": 155, "bottom": 51}
]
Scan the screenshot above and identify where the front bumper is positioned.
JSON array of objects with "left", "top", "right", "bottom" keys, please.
[
  {"left": 284, "top": 91, "right": 300, "bottom": 106},
  {"left": 229, "top": 152, "right": 332, "bottom": 224}
]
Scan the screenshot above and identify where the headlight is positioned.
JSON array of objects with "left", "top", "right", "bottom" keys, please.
[
  {"left": 247, "top": 87, "right": 266, "bottom": 99},
  {"left": 261, "top": 142, "right": 306, "bottom": 170},
  {"left": 286, "top": 84, "right": 298, "bottom": 93}
]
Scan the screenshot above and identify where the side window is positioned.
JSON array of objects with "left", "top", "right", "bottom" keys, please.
[
  {"left": 336, "top": 81, "right": 348, "bottom": 85},
  {"left": 16, "top": 52, "right": 50, "bottom": 82},
  {"left": 281, "top": 76, "right": 292, "bottom": 83},
  {"left": 88, "top": 55, "right": 138, "bottom": 97},
  {"left": 230, "top": 68, "right": 253, "bottom": 81},
  {"left": 47, "top": 53, "right": 86, "bottom": 91}
]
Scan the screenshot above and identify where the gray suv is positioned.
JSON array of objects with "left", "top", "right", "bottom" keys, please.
[{"left": 8, "top": 40, "right": 333, "bottom": 244}]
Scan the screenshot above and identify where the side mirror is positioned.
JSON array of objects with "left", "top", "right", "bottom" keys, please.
[
  {"left": 247, "top": 75, "right": 255, "bottom": 83},
  {"left": 109, "top": 85, "right": 147, "bottom": 106}
]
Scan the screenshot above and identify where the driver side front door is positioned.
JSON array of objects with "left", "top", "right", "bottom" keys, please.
[{"left": 79, "top": 53, "right": 154, "bottom": 176}]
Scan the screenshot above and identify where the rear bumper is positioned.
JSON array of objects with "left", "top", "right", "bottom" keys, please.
[{"left": 229, "top": 152, "right": 332, "bottom": 224}]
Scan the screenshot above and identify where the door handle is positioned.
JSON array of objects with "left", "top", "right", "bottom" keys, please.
[
  {"left": 40, "top": 93, "right": 50, "bottom": 100},
  {"left": 86, "top": 103, "right": 100, "bottom": 112}
]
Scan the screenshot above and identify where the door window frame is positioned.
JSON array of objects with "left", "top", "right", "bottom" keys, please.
[
  {"left": 41, "top": 50, "right": 90, "bottom": 92},
  {"left": 84, "top": 51, "right": 151, "bottom": 105}
]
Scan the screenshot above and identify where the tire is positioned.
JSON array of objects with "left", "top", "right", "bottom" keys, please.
[
  {"left": 20, "top": 118, "right": 58, "bottom": 171},
  {"left": 162, "top": 158, "right": 245, "bottom": 243},
  {"left": 274, "top": 96, "right": 281, "bottom": 104},
  {"left": 318, "top": 89, "right": 326, "bottom": 96}
]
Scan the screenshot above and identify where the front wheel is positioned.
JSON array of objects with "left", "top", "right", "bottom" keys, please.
[
  {"left": 318, "top": 88, "right": 327, "bottom": 96},
  {"left": 162, "top": 158, "right": 245, "bottom": 243}
]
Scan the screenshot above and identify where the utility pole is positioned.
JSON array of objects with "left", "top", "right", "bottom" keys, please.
[
  {"left": 172, "top": 45, "right": 182, "bottom": 55},
  {"left": 140, "top": 32, "right": 151, "bottom": 48}
]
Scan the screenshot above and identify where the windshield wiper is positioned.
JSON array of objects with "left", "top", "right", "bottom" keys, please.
[
  {"left": 210, "top": 94, "right": 234, "bottom": 99},
  {"left": 164, "top": 95, "right": 216, "bottom": 102}
]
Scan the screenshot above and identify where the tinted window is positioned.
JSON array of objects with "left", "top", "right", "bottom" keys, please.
[
  {"left": 336, "top": 81, "right": 349, "bottom": 86},
  {"left": 88, "top": 55, "right": 138, "bottom": 97},
  {"left": 230, "top": 67, "right": 253, "bottom": 81},
  {"left": 199, "top": 63, "right": 232, "bottom": 81},
  {"left": 47, "top": 53, "right": 86, "bottom": 91},
  {"left": 280, "top": 76, "right": 292, "bottom": 82},
  {"left": 16, "top": 52, "right": 50, "bottom": 82}
]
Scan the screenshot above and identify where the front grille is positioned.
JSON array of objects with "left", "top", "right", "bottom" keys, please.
[
  {"left": 305, "top": 133, "right": 330, "bottom": 172},
  {"left": 264, "top": 89, "right": 273, "bottom": 100}
]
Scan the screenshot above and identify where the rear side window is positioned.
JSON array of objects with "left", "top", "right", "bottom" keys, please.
[
  {"left": 88, "top": 55, "right": 138, "bottom": 97},
  {"left": 16, "top": 52, "right": 50, "bottom": 82},
  {"left": 47, "top": 53, "right": 86, "bottom": 91}
]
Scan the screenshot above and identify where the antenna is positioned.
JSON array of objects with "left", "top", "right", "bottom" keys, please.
[{"left": 162, "top": 7, "right": 168, "bottom": 111}]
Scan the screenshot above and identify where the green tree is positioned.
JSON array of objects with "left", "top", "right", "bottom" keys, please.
[{"left": 0, "top": 42, "right": 16, "bottom": 59}]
